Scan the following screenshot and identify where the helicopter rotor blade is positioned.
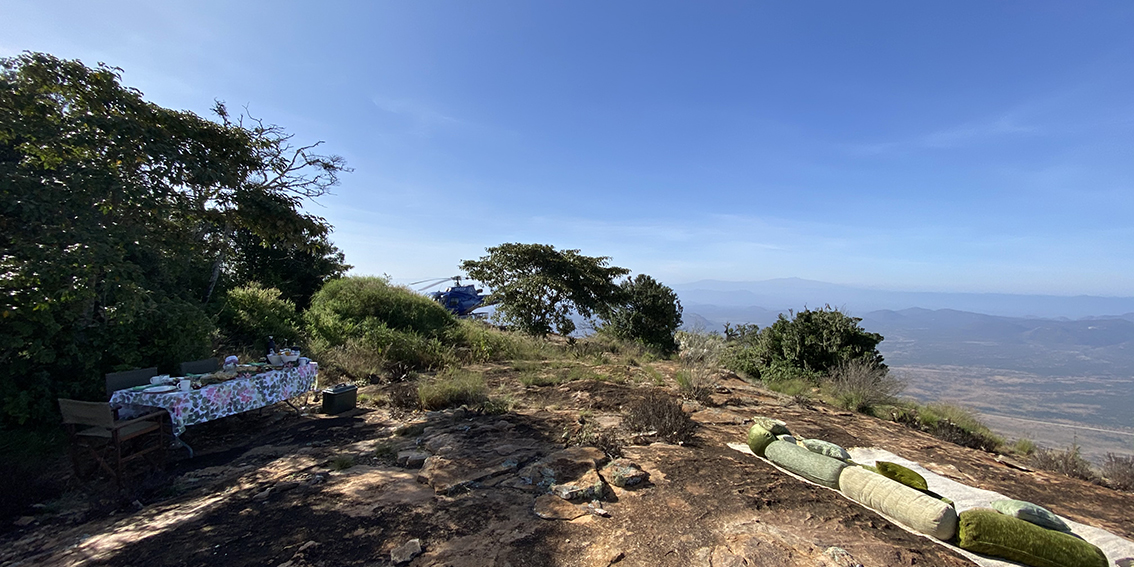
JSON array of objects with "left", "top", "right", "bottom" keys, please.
[
  {"left": 413, "top": 276, "right": 462, "bottom": 292},
  {"left": 409, "top": 277, "right": 448, "bottom": 286}
]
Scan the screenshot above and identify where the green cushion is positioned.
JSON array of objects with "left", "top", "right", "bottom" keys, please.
[
  {"left": 764, "top": 440, "right": 847, "bottom": 489},
  {"left": 800, "top": 438, "right": 851, "bottom": 461},
  {"left": 751, "top": 416, "right": 791, "bottom": 436},
  {"left": 876, "top": 461, "right": 929, "bottom": 491},
  {"left": 991, "top": 499, "right": 1071, "bottom": 533},
  {"left": 746, "top": 424, "right": 776, "bottom": 457},
  {"left": 958, "top": 509, "right": 1107, "bottom": 567},
  {"left": 839, "top": 465, "right": 958, "bottom": 540}
]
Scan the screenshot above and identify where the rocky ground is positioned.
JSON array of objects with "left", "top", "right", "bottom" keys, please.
[{"left": 3, "top": 362, "right": 1133, "bottom": 567}]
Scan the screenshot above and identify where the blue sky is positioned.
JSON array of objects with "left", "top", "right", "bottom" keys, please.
[{"left": 4, "top": 1, "right": 1134, "bottom": 295}]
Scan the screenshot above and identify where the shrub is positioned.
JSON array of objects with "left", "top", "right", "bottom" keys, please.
[
  {"left": 600, "top": 274, "right": 683, "bottom": 354},
  {"left": 623, "top": 390, "right": 696, "bottom": 445},
  {"left": 481, "top": 395, "right": 516, "bottom": 415},
  {"left": 417, "top": 370, "right": 488, "bottom": 410},
  {"left": 1101, "top": 453, "right": 1134, "bottom": 491},
  {"left": 387, "top": 382, "right": 421, "bottom": 411},
  {"left": 329, "top": 455, "right": 355, "bottom": 471},
  {"left": 918, "top": 403, "right": 1003, "bottom": 452},
  {"left": 883, "top": 401, "right": 1003, "bottom": 452},
  {"left": 216, "top": 283, "right": 301, "bottom": 352},
  {"left": 722, "top": 307, "right": 885, "bottom": 385},
  {"left": 675, "top": 330, "right": 725, "bottom": 401},
  {"left": 566, "top": 422, "right": 624, "bottom": 459},
  {"left": 827, "top": 360, "right": 905, "bottom": 414},
  {"left": 447, "top": 319, "right": 552, "bottom": 363},
  {"left": 1029, "top": 444, "right": 1098, "bottom": 483},
  {"left": 1012, "top": 438, "right": 1037, "bottom": 457},
  {"left": 306, "top": 276, "right": 456, "bottom": 346},
  {"left": 306, "top": 276, "right": 460, "bottom": 376}
]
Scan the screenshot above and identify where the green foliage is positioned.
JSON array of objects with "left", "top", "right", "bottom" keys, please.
[
  {"left": 884, "top": 401, "right": 1004, "bottom": 452},
  {"left": 305, "top": 276, "right": 457, "bottom": 375},
  {"left": 306, "top": 279, "right": 560, "bottom": 382},
  {"left": 446, "top": 319, "right": 548, "bottom": 363},
  {"left": 765, "top": 377, "right": 813, "bottom": 397},
  {"left": 1012, "top": 438, "right": 1037, "bottom": 456},
  {"left": 0, "top": 53, "right": 347, "bottom": 426},
  {"left": 228, "top": 229, "right": 350, "bottom": 310},
  {"left": 460, "top": 243, "right": 629, "bottom": 336},
  {"left": 307, "top": 276, "right": 457, "bottom": 343},
  {"left": 601, "top": 274, "right": 683, "bottom": 354},
  {"left": 417, "top": 370, "right": 488, "bottom": 410},
  {"left": 216, "top": 283, "right": 301, "bottom": 352},
  {"left": 722, "top": 307, "right": 885, "bottom": 385}
]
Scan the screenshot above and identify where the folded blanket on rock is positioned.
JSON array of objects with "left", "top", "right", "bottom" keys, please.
[
  {"left": 958, "top": 508, "right": 1108, "bottom": 567},
  {"left": 764, "top": 440, "right": 847, "bottom": 489},
  {"left": 839, "top": 465, "right": 958, "bottom": 541}
]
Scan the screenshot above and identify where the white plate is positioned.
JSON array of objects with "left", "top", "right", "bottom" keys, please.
[{"left": 144, "top": 385, "right": 179, "bottom": 394}]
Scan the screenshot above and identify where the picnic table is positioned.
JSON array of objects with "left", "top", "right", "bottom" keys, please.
[{"left": 109, "top": 362, "right": 318, "bottom": 456}]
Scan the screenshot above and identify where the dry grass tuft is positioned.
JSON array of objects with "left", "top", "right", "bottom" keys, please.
[{"left": 623, "top": 390, "right": 696, "bottom": 445}]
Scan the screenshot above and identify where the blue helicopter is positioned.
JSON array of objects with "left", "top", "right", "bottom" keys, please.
[{"left": 411, "top": 276, "right": 495, "bottom": 318}]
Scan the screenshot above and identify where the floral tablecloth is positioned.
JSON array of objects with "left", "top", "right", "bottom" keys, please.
[{"left": 109, "top": 363, "right": 318, "bottom": 436}]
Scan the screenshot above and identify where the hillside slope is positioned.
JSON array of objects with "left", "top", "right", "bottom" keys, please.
[{"left": 3, "top": 364, "right": 1132, "bottom": 567}]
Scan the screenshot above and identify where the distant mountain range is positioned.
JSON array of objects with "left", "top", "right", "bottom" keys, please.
[
  {"left": 674, "top": 278, "right": 1134, "bottom": 319},
  {"left": 675, "top": 278, "right": 1134, "bottom": 376}
]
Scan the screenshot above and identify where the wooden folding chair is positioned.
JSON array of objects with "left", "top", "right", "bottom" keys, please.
[
  {"left": 105, "top": 367, "right": 159, "bottom": 398},
  {"left": 179, "top": 357, "right": 219, "bottom": 375},
  {"left": 58, "top": 399, "right": 168, "bottom": 486}
]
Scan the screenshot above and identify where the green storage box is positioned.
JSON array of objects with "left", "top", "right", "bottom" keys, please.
[{"left": 322, "top": 383, "right": 357, "bottom": 414}]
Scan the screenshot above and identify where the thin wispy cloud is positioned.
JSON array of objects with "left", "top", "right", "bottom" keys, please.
[
  {"left": 920, "top": 116, "right": 1040, "bottom": 148},
  {"left": 848, "top": 113, "right": 1042, "bottom": 155},
  {"left": 371, "top": 97, "right": 462, "bottom": 137}
]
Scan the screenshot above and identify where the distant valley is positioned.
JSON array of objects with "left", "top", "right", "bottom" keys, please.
[{"left": 676, "top": 279, "right": 1134, "bottom": 460}]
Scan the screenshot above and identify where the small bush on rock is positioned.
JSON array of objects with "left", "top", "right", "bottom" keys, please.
[
  {"left": 827, "top": 360, "right": 906, "bottom": 414},
  {"left": 624, "top": 390, "right": 696, "bottom": 445},
  {"left": 675, "top": 330, "right": 725, "bottom": 401},
  {"left": 1102, "top": 453, "right": 1134, "bottom": 491},
  {"left": 1028, "top": 444, "right": 1098, "bottom": 483}
]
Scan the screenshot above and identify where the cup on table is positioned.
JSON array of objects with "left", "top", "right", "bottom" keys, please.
[
  {"left": 178, "top": 379, "right": 191, "bottom": 392},
  {"left": 298, "top": 357, "right": 310, "bottom": 366},
  {"left": 151, "top": 375, "right": 169, "bottom": 385}
]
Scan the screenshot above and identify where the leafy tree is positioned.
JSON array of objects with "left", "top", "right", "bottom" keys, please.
[
  {"left": 723, "top": 306, "right": 885, "bottom": 383},
  {"left": 0, "top": 53, "right": 347, "bottom": 425},
  {"left": 601, "top": 274, "right": 683, "bottom": 354},
  {"left": 215, "top": 283, "right": 301, "bottom": 353},
  {"left": 460, "top": 243, "right": 629, "bottom": 336},
  {"left": 227, "top": 228, "right": 350, "bottom": 310}
]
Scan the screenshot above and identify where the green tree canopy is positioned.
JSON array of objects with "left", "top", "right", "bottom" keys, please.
[
  {"left": 460, "top": 243, "right": 629, "bottom": 336},
  {"left": 601, "top": 274, "right": 683, "bottom": 354},
  {"left": 0, "top": 52, "right": 348, "bottom": 425},
  {"left": 723, "top": 306, "right": 885, "bottom": 383}
]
